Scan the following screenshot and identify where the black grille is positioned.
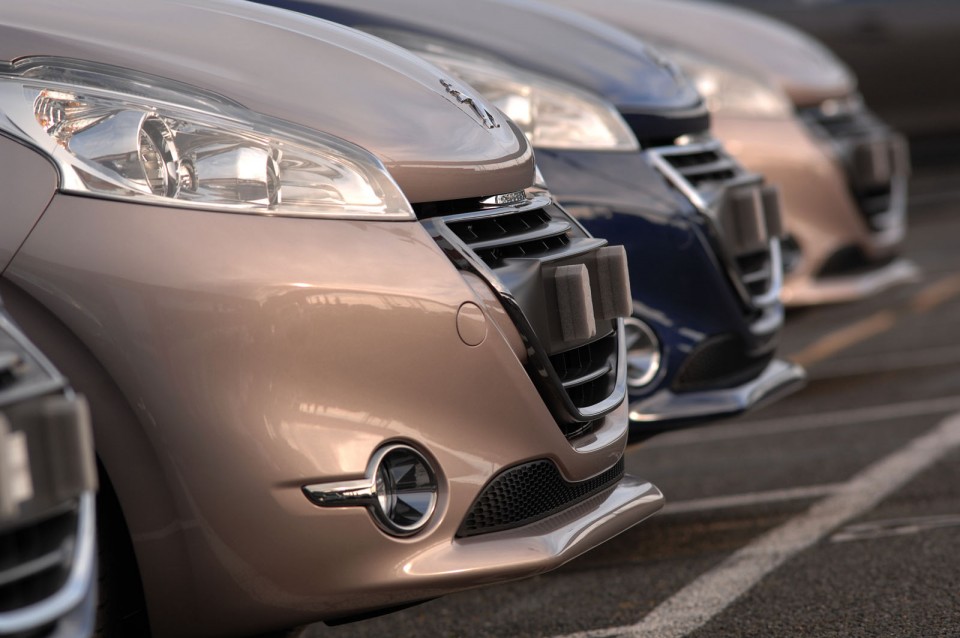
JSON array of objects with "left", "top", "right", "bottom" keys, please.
[
  {"left": 429, "top": 195, "right": 624, "bottom": 440},
  {"left": 0, "top": 504, "right": 77, "bottom": 615},
  {"left": 657, "top": 147, "right": 737, "bottom": 189},
  {"left": 672, "top": 334, "right": 773, "bottom": 393},
  {"left": 799, "top": 104, "right": 906, "bottom": 233},
  {"left": 458, "top": 458, "right": 625, "bottom": 537},
  {"left": 445, "top": 207, "right": 573, "bottom": 269},
  {"left": 647, "top": 139, "right": 779, "bottom": 309},
  {"left": 550, "top": 332, "right": 617, "bottom": 411}
]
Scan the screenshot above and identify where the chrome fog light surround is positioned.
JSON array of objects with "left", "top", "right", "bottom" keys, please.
[
  {"left": 624, "top": 317, "right": 661, "bottom": 389},
  {"left": 303, "top": 444, "right": 439, "bottom": 537}
]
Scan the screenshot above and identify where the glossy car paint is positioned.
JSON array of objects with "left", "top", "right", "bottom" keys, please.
[
  {"left": 255, "top": 0, "right": 805, "bottom": 428},
  {"left": 0, "top": 1, "right": 663, "bottom": 636},
  {"left": 551, "top": 0, "right": 916, "bottom": 306}
]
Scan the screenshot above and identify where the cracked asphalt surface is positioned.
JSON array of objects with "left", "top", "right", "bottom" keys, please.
[{"left": 302, "top": 166, "right": 960, "bottom": 638}]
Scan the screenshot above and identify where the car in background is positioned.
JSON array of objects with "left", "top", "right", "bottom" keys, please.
[
  {"left": 253, "top": 0, "right": 806, "bottom": 430},
  {"left": 715, "top": 0, "right": 960, "bottom": 145},
  {"left": 0, "top": 0, "right": 663, "bottom": 635},
  {"left": 550, "top": 0, "right": 918, "bottom": 306},
  {"left": 0, "top": 303, "right": 96, "bottom": 638}
]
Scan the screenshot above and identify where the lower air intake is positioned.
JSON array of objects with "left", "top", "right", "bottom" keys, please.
[{"left": 458, "top": 458, "right": 624, "bottom": 537}]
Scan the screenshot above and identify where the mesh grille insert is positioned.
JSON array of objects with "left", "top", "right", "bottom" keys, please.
[{"left": 458, "top": 457, "right": 625, "bottom": 537}]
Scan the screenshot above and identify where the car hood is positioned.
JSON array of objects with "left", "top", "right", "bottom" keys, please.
[
  {"left": 550, "top": 0, "right": 856, "bottom": 107},
  {"left": 253, "top": 0, "right": 704, "bottom": 115},
  {"left": 0, "top": 0, "right": 533, "bottom": 203}
]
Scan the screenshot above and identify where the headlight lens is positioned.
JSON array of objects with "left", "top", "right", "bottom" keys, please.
[
  {"left": 0, "top": 58, "right": 413, "bottom": 219},
  {"left": 653, "top": 45, "right": 792, "bottom": 119},
  {"left": 364, "top": 30, "right": 638, "bottom": 152}
]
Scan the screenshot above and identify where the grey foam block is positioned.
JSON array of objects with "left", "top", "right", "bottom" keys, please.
[
  {"left": 596, "top": 245, "right": 632, "bottom": 320},
  {"left": 553, "top": 264, "right": 596, "bottom": 342}
]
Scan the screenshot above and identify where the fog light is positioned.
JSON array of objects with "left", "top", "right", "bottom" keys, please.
[
  {"left": 624, "top": 317, "right": 661, "bottom": 389},
  {"left": 371, "top": 445, "right": 438, "bottom": 536},
  {"left": 302, "top": 443, "right": 439, "bottom": 537}
]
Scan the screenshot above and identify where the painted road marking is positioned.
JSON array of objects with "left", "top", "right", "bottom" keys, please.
[
  {"left": 830, "top": 513, "right": 960, "bottom": 543},
  {"left": 909, "top": 273, "right": 960, "bottom": 314},
  {"left": 790, "top": 310, "right": 897, "bottom": 368},
  {"left": 663, "top": 484, "right": 843, "bottom": 515},
  {"left": 810, "top": 344, "right": 960, "bottom": 380},
  {"left": 645, "top": 395, "right": 960, "bottom": 448},
  {"left": 787, "top": 273, "right": 960, "bottom": 369},
  {"left": 554, "top": 411, "right": 960, "bottom": 638}
]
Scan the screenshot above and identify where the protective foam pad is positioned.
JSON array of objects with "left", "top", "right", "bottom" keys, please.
[
  {"left": 553, "top": 264, "right": 596, "bottom": 342},
  {"left": 762, "top": 185, "right": 784, "bottom": 240},
  {"left": 728, "top": 187, "right": 768, "bottom": 255},
  {"left": 595, "top": 245, "right": 632, "bottom": 321}
]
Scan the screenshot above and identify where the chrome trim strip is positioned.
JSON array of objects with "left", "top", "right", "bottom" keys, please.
[
  {"left": 303, "top": 444, "right": 438, "bottom": 537},
  {"left": 0, "top": 493, "right": 96, "bottom": 636}
]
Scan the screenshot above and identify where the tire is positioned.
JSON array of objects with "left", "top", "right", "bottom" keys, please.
[{"left": 95, "top": 465, "right": 151, "bottom": 637}]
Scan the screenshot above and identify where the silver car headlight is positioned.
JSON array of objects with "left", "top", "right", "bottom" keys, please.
[
  {"left": 364, "top": 30, "right": 639, "bottom": 152},
  {"left": 653, "top": 45, "right": 792, "bottom": 119},
  {"left": 0, "top": 57, "right": 414, "bottom": 220}
]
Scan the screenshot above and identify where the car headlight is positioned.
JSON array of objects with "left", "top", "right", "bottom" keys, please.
[
  {"left": 652, "top": 45, "right": 792, "bottom": 119},
  {"left": 0, "top": 57, "right": 413, "bottom": 219},
  {"left": 363, "top": 29, "right": 638, "bottom": 152}
]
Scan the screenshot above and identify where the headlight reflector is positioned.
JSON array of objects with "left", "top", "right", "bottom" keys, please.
[{"left": 0, "top": 58, "right": 413, "bottom": 219}]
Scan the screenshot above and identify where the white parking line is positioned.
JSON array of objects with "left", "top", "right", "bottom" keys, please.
[
  {"left": 663, "top": 484, "right": 843, "bottom": 515},
  {"left": 830, "top": 513, "right": 960, "bottom": 543},
  {"left": 553, "top": 411, "right": 960, "bottom": 638},
  {"left": 644, "top": 395, "right": 960, "bottom": 448}
]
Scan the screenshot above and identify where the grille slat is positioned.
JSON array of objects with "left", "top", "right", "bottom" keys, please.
[
  {"left": 0, "top": 505, "right": 77, "bottom": 614},
  {"left": 458, "top": 457, "right": 624, "bottom": 537},
  {"left": 463, "top": 219, "right": 572, "bottom": 252},
  {"left": 0, "top": 546, "right": 67, "bottom": 588},
  {"left": 550, "top": 332, "right": 617, "bottom": 412},
  {"left": 446, "top": 208, "right": 580, "bottom": 269},
  {"left": 561, "top": 363, "right": 612, "bottom": 389}
]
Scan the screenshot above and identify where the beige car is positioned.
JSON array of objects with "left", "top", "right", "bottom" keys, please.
[
  {"left": 551, "top": 0, "right": 917, "bottom": 306},
  {"left": 0, "top": 0, "right": 662, "bottom": 636}
]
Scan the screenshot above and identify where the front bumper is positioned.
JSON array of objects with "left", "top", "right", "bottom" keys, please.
[{"left": 629, "top": 358, "right": 806, "bottom": 424}]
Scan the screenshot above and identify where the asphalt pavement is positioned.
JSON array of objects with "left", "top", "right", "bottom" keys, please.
[{"left": 303, "top": 166, "right": 960, "bottom": 638}]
